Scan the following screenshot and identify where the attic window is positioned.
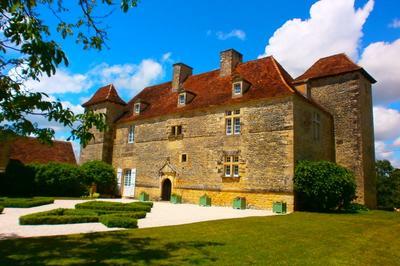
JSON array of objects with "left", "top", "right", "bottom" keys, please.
[
  {"left": 178, "top": 93, "right": 186, "bottom": 106},
  {"left": 134, "top": 103, "right": 141, "bottom": 114},
  {"left": 233, "top": 82, "right": 242, "bottom": 95}
]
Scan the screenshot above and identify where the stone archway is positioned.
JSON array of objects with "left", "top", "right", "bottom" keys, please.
[{"left": 161, "top": 178, "right": 172, "bottom": 201}]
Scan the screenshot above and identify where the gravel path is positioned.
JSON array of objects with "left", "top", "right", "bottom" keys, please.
[{"left": 0, "top": 199, "right": 274, "bottom": 240}]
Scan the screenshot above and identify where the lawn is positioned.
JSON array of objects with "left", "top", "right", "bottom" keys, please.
[{"left": 0, "top": 211, "right": 399, "bottom": 265}]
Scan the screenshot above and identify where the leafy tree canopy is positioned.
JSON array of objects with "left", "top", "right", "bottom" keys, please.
[
  {"left": 376, "top": 160, "right": 400, "bottom": 209},
  {"left": 0, "top": 0, "right": 138, "bottom": 146}
]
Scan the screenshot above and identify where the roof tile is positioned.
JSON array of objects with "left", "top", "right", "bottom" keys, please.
[{"left": 82, "top": 84, "right": 126, "bottom": 107}]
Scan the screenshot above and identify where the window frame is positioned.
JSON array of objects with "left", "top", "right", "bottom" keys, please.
[
  {"left": 134, "top": 103, "right": 141, "bottom": 114},
  {"left": 124, "top": 169, "right": 132, "bottom": 186},
  {"left": 312, "top": 112, "right": 321, "bottom": 141},
  {"left": 181, "top": 154, "right": 187, "bottom": 162},
  {"left": 225, "top": 109, "right": 241, "bottom": 136},
  {"left": 128, "top": 125, "right": 135, "bottom": 143},
  {"left": 233, "top": 82, "right": 242, "bottom": 95},
  {"left": 224, "top": 155, "right": 240, "bottom": 178},
  {"left": 178, "top": 93, "right": 186, "bottom": 106}
]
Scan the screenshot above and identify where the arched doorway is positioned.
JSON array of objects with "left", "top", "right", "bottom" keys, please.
[{"left": 161, "top": 178, "right": 172, "bottom": 201}]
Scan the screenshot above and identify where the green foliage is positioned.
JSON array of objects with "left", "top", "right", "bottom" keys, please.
[
  {"left": 294, "top": 160, "right": 357, "bottom": 211},
  {"left": 81, "top": 161, "right": 117, "bottom": 195},
  {"left": 342, "top": 203, "right": 369, "bottom": 213},
  {"left": 0, "top": 0, "right": 138, "bottom": 146},
  {"left": 19, "top": 208, "right": 99, "bottom": 225},
  {"left": 0, "top": 197, "right": 54, "bottom": 208},
  {"left": 0, "top": 206, "right": 3, "bottom": 214},
  {"left": 99, "top": 215, "right": 138, "bottom": 228},
  {"left": 75, "top": 201, "right": 152, "bottom": 212},
  {"left": 0, "top": 160, "right": 36, "bottom": 197},
  {"left": 30, "top": 163, "right": 86, "bottom": 197},
  {"left": 376, "top": 160, "right": 400, "bottom": 209}
]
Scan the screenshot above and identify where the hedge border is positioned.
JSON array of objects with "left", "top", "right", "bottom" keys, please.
[
  {"left": 99, "top": 215, "right": 138, "bottom": 228},
  {"left": 0, "top": 197, "right": 54, "bottom": 208},
  {"left": 75, "top": 201, "right": 152, "bottom": 212}
]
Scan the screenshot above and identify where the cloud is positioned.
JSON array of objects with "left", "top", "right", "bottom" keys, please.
[
  {"left": 389, "top": 18, "right": 400, "bottom": 29},
  {"left": 394, "top": 137, "right": 400, "bottom": 147},
  {"left": 373, "top": 106, "right": 400, "bottom": 141},
  {"left": 375, "top": 141, "right": 394, "bottom": 160},
  {"left": 215, "top": 29, "right": 246, "bottom": 41},
  {"left": 358, "top": 39, "right": 400, "bottom": 104},
  {"left": 161, "top": 52, "right": 172, "bottom": 63},
  {"left": 24, "top": 69, "right": 93, "bottom": 94},
  {"left": 259, "top": 0, "right": 374, "bottom": 76},
  {"left": 91, "top": 58, "right": 164, "bottom": 96}
]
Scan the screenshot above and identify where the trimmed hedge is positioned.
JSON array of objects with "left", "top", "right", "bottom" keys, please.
[
  {"left": 75, "top": 201, "right": 152, "bottom": 212},
  {"left": 99, "top": 215, "right": 138, "bottom": 228},
  {"left": 0, "top": 197, "right": 54, "bottom": 208},
  {"left": 19, "top": 208, "right": 99, "bottom": 225}
]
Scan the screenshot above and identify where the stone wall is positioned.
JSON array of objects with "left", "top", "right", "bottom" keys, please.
[
  {"left": 112, "top": 97, "right": 296, "bottom": 209},
  {"left": 307, "top": 72, "right": 376, "bottom": 208},
  {"left": 80, "top": 102, "right": 125, "bottom": 164}
]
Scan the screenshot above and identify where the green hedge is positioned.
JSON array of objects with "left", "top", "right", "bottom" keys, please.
[
  {"left": 0, "top": 197, "right": 54, "bottom": 208},
  {"left": 294, "top": 160, "right": 356, "bottom": 211},
  {"left": 81, "top": 161, "right": 117, "bottom": 195},
  {"left": 0, "top": 206, "right": 3, "bottom": 214},
  {"left": 19, "top": 208, "right": 99, "bottom": 225},
  {"left": 99, "top": 215, "right": 138, "bottom": 228},
  {"left": 75, "top": 201, "right": 152, "bottom": 212}
]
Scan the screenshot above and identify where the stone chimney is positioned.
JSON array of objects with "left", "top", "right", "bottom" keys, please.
[
  {"left": 220, "top": 49, "right": 243, "bottom": 77},
  {"left": 172, "top": 63, "right": 192, "bottom": 92}
]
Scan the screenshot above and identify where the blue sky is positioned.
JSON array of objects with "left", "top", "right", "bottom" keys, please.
[{"left": 24, "top": 0, "right": 400, "bottom": 166}]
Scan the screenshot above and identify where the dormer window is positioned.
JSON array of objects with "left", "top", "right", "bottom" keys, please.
[
  {"left": 233, "top": 82, "right": 242, "bottom": 95},
  {"left": 178, "top": 93, "right": 186, "bottom": 106},
  {"left": 134, "top": 103, "right": 141, "bottom": 114}
]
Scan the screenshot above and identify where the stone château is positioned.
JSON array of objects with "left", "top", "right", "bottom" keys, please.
[{"left": 80, "top": 49, "right": 377, "bottom": 211}]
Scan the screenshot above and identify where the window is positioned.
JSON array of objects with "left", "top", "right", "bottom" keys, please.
[
  {"left": 124, "top": 169, "right": 132, "bottom": 186},
  {"left": 225, "top": 109, "right": 241, "bottom": 135},
  {"left": 181, "top": 154, "right": 187, "bottom": 162},
  {"left": 178, "top": 93, "right": 186, "bottom": 105},
  {"left": 171, "top": 125, "right": 183, "bottom": 137},
  {"left": 312, "top": 112, "right": 321, "bottom": 141},
  {"left": 128, "top": 125, "right": 135, "bottom": 143},
  {"left": 224, "top": 155, "right": 239, "bottom": 177},
  {"left": 233, "top": 82, "right": 242, "bottom": 95},
  {"left": 134, "top": 103, "right": 141, "bottom": 114}
]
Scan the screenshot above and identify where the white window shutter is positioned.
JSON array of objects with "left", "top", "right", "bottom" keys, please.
[
  {"left": 117, "top": 168, "right": 122, "bottom": 191},
  {"left": 131, "top": 168, "right": 136, "bottom": 197}
]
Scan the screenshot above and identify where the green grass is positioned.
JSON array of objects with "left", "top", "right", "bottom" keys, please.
[
  {"left": 1, "top": 211, "right": 399, "bottom": 265},
  {"left": 0, "top": 197, "right": 54, "bottom": 208}
]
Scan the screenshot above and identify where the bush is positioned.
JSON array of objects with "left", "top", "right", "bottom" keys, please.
[
  {"left": 376, "top": 160, "right": 400, "bottom": 209},
  {"left": 99, "top": 215, "right": 138, "bottom": 228},
  {"left": 75, "top": 201, "right": 152, "bottom": 212},
  {"left": 31, "top": 163, "right": 86, "bottom": 197},
  {"left": 0, "top": 197, "right": 54, "bottom": 208},
  {"left": 81, "top": 161, "right": 117, "bottom": 195},
  {"left": 0, "top": 206, "right": 3, "bottom": 214},
  {"left": 19, "top": 208, "right": 99, "bottom": 225},
  {"left": 294, "top": 161, "right": 356, "bottom": 211},
  {"left": 1, "top": 160, "right": 36, "bottom": 196}
]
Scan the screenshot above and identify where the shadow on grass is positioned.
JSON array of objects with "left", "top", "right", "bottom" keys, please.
[{"left": 0, "top": 231, "right": 223, "bottom": 265}]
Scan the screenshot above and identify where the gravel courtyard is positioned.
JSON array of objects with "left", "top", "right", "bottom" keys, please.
[{"left": 0, "top": 199, "right": 274, "bottom": 239}]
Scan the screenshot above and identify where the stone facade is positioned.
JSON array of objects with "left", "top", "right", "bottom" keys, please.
[
  {"left": 305, "top": 72, "right": 376, "bottom": 208},
  {"left": 80, "top": 51, "right": 376, "bottom": 210}
]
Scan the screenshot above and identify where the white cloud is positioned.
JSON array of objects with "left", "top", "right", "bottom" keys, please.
[
  {"left": 375, "top": 141, "right": 394, "bottom": 160},
  {"left": 373, "top": 106, "right": 400, "bottom": 141},
  {"left": 394, "top": 137, "right": 400, "bottom": 147},
  {"left": 90, "top": 58, "right": 164, "bottom": 96},
  {"left": 389, "top": 18, "right": 400, "bottom": 29},
  {"left": 216, "top": 29, "right": 246, "bottom": 41},
  {"left": 161, "top": 52, "right": 172, "bottom": 62},
  {"left": 358, "top": 39, "right": 400, "bottom": 104},
  {"left": 260, "top": 0, "right": 374, "bottom": 76},
  {"left": 24, "top": 69, "right": 93, "bottom": 94}
]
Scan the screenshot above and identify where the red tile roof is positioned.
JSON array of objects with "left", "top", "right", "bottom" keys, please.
[
  {"left": 118, "top": 56, "right": 296, "bottom": 123},
  {"left": 293, "top": 53, "right": 376, "bottom": 84},
  {"left": 8, "top": 137, "right": 76, "bottom": 165},
  {"left": 82, "top": 84, "right": 126, "bottom": 107}
]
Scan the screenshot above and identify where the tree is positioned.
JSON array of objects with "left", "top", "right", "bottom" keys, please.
[
  {"left": 376, "top": 160, "right": 400, "bottom": 209},
  {"left": 294, "top": 160, "right": 357, "bottom": 211},
  {"left": 81, "top": 160, "right": 117, "bottom": 195},
  {"left": 0, "top": 0, "right": 138, "bottom": 146}
]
